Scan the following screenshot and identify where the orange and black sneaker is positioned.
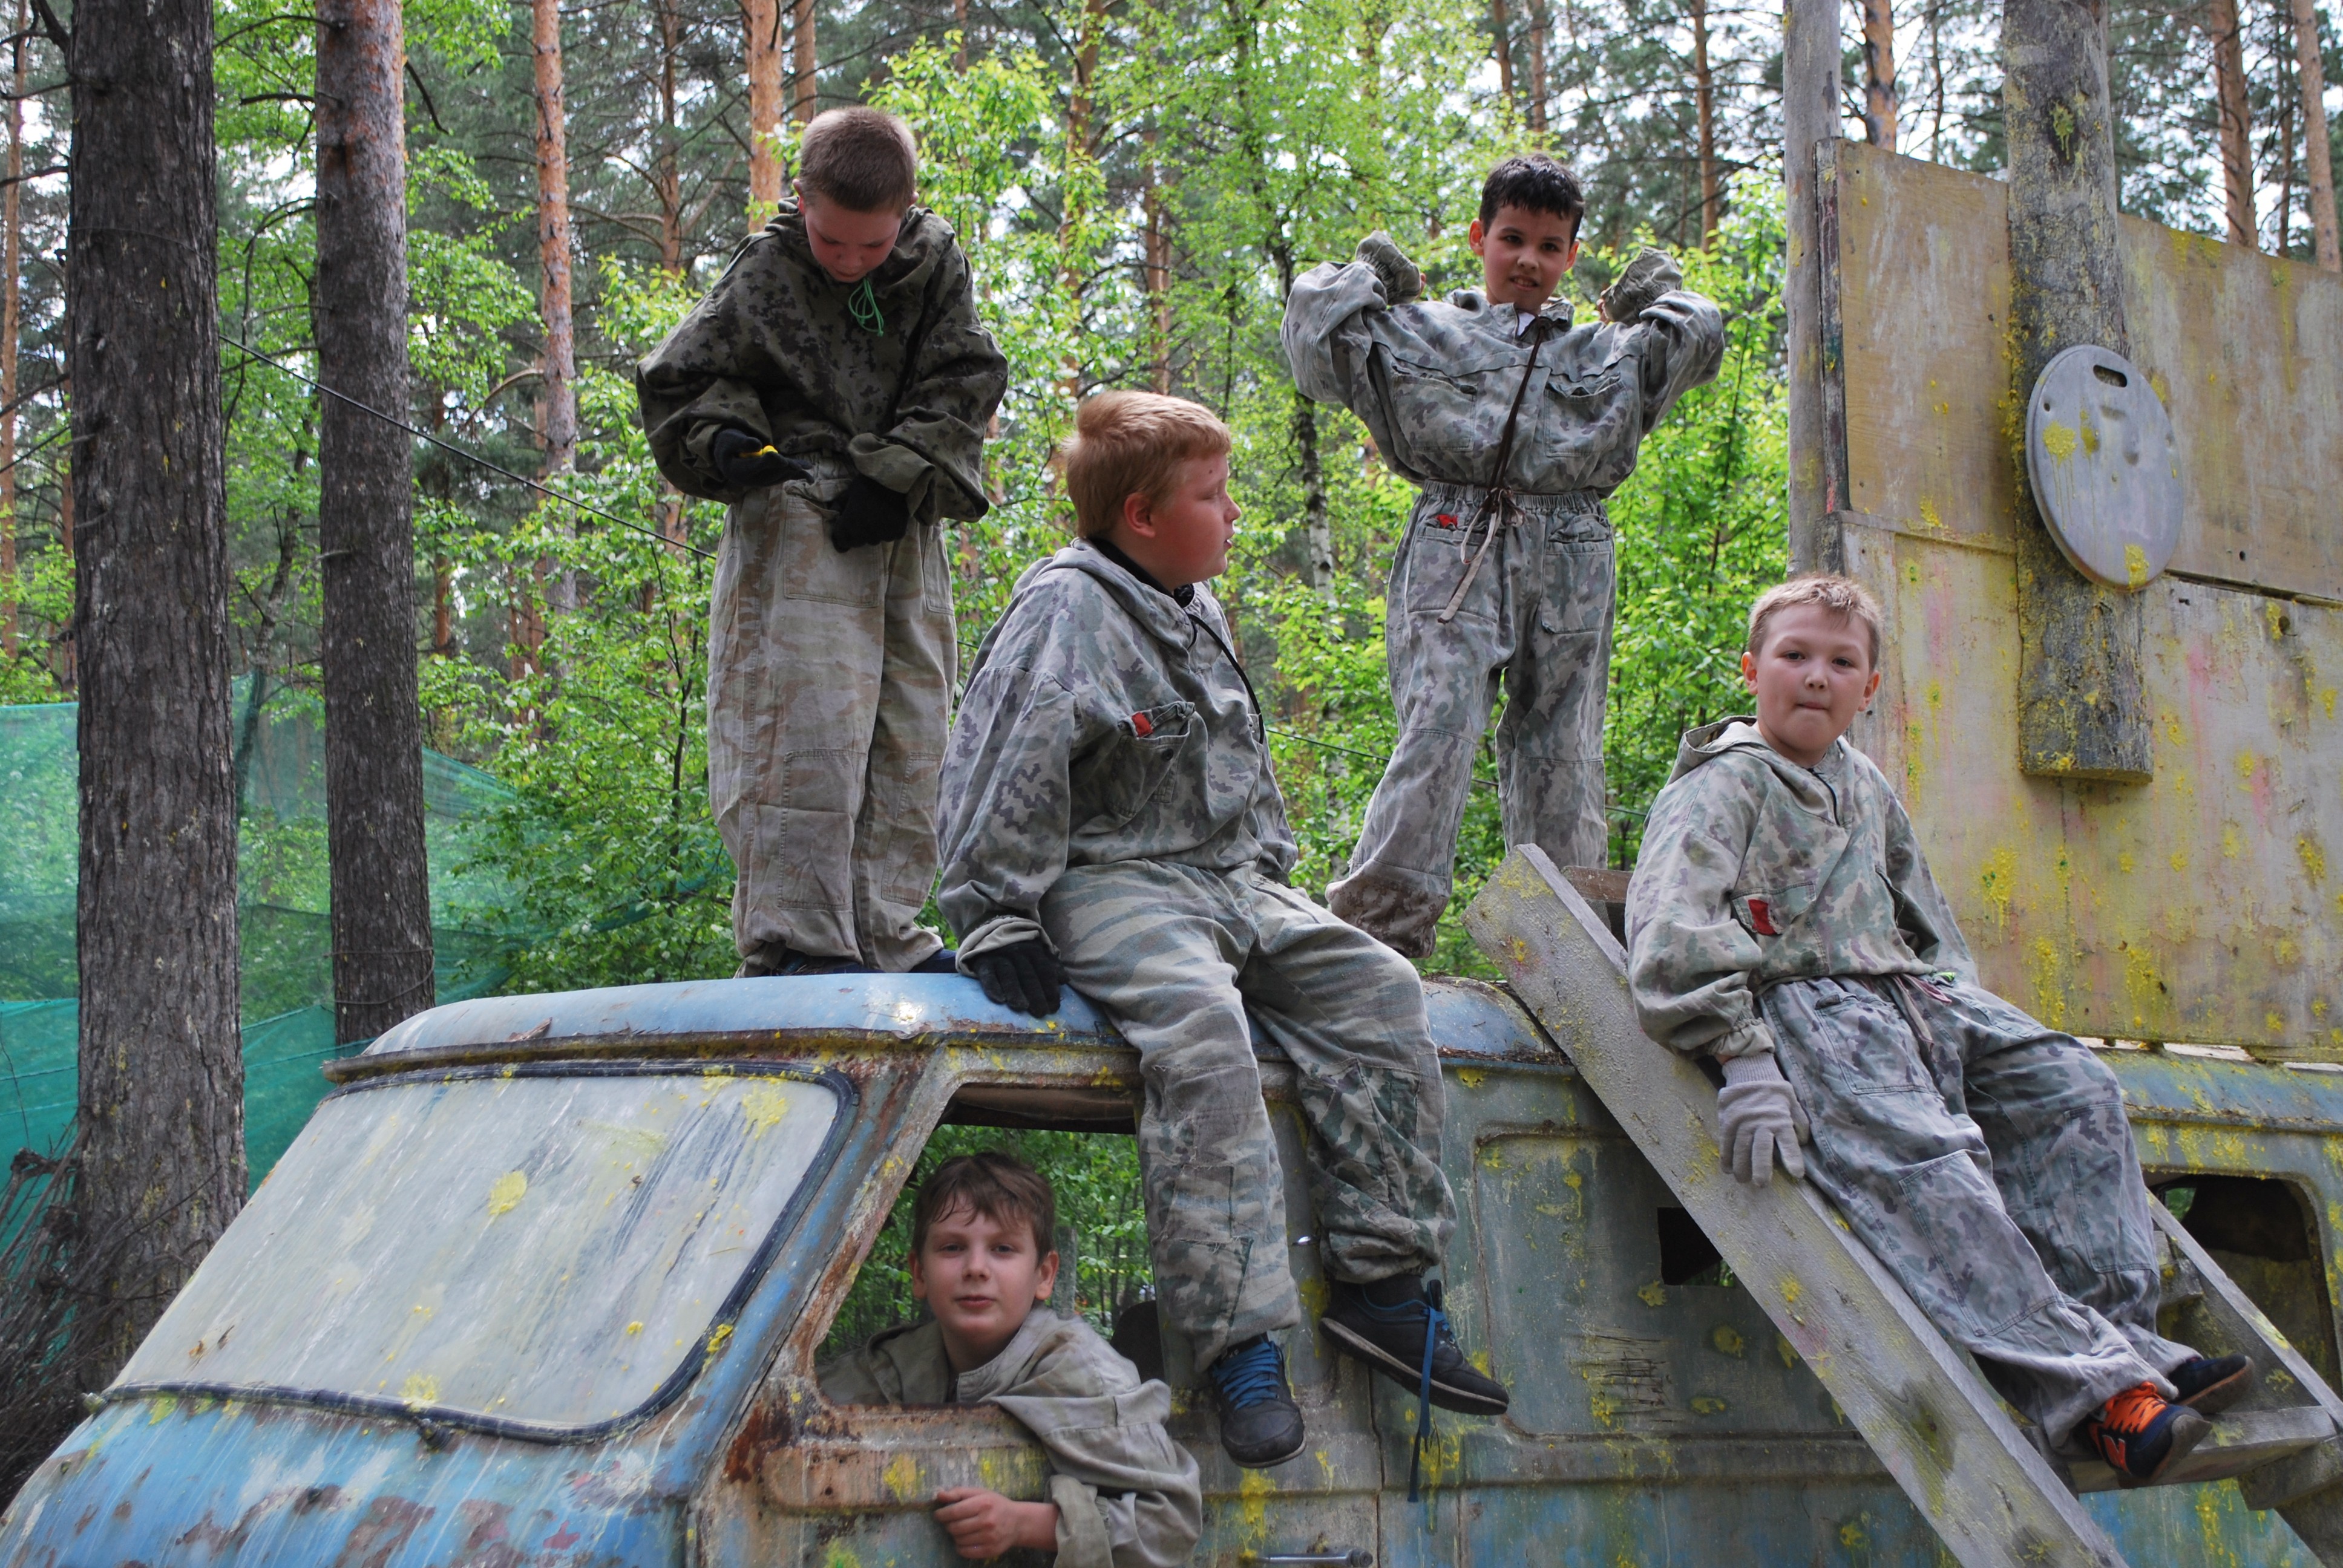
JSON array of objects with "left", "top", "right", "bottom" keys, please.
[{"left": 2082, "top": 1382, "right": 2210, "bottom": 1485}]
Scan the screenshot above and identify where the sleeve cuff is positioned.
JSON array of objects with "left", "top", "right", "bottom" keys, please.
[
  {"left": 955, "top": 916, "right": 1050, "bottom": 969},
  {"left": 1048, "top": 1474, "right": 1115, "bottom": 1568},
  {"left": 1709, "top": 1018, "right": 1778, "bottom": 1061}
]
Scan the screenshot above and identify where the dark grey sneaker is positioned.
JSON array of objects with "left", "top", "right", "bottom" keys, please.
[
  {"left": 1205, "top": 1334, "right": 1306, "bottom": 1468},
  {"left": 2171, "top": 1353, "right": 2254, "bottom": 1416},
  {"left": 1319, "top": 1276, "right": 1509, "bottom": 1416}
]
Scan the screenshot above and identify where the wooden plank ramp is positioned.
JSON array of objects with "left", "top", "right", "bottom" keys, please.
[{"left": 1463, "top": 846, "right": 2343, "bottom": 1568}]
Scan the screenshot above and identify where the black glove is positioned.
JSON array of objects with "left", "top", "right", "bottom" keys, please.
[
  {"left": 1597, "top": 246, "right": 1684, "bottom": 324},
  {"left": 828, "top": 473, "right": 913, "bottom": 552},
  {"left": 712, "top": 426, "right": 811, "bottom": 490},
  {"left": 966, "top": 939, "right": 1064, "bottom": 1017}
]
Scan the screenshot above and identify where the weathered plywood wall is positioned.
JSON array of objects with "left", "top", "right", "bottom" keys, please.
[{"left": 1823, "top": 140, "right": 2343, "bottom": 1056}]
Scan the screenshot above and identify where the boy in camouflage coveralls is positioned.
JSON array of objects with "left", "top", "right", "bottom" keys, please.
[
  {"left": 1625, "top": 575, "right": 2249, "bottom": 1484},
  {"left": 820, "top": 1153, "right": 1201, "bottom": 1567},
  {"left": 637, "top": 108, "right": 1007, "bottom": 976},
  {"left": 936, "top": 391, "right": 1509, "bottom": 1470},
  {"left": 1282, "top": 153, "right": 1723, "bottom": 957}
]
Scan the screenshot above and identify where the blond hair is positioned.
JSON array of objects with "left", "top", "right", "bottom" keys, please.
[
  {"left": 1745, "top": 573, "right": 1885, "bottom": 667},
  {"left": 1059, "top": 391, "right": 1233, "bottom": 538},
  {"left": 798, "top": 108, "right": 919, "bottom": 212}
]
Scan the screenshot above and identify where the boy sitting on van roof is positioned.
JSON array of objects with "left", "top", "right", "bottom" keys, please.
[
  {"left": 1625, "top": 573, "right": 2252, "bottom": 1484},
  {"left": 933, "top": 391, "right": 1509, "bottom": 1472},
  {"left": 819, "top": 1151, "right": 1201, "bottom": 1566}
]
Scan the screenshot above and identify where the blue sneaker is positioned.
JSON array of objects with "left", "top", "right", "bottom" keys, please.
[{"left": 1205, "top": 1334, "right": 1306, "bottom": 1468}]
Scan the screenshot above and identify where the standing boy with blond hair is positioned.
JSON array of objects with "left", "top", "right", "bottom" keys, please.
[
  {"left": 1282, "top": 152, "right": 1725, "bottom": 957},
  {"left": 638, "top": 106, "right": 1008, "bottom": 978},
  {"left": 1627, "top": 573, "right": 2252, "bottom": 1483},
  {"left": 936, "top": 390, "right": 1509, "bottom": 1471}
]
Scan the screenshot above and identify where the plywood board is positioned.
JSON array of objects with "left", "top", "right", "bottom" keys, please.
[
  {"left": 1832, "top": 141, "right": 2343, "bottom": 603},
  {"left": 1858, "top": 532, "right": 2343, "bottom": 1055}
]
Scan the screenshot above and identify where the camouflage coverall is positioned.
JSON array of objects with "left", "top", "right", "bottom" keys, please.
[
  {"left": 1627, "top": 719, "right": 2197, "bottom": 1440},
  {"left": 821, "top": 1310, "right": 1202, "bottom": 1568},
  {"left": 637, "top": 202, "right": 1008, "bottom": 970},
  {"left": 1282, "top": 261, "right": 1724, "bottom": 956},
  {"left": 938, "top": 542, "right": 1457, "bottom": 1368}
]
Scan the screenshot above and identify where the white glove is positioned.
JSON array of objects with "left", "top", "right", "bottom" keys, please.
[
  {"left": 1355, "top": 230, "right": 1424, "bottom": 307},
  {"left": 1717, "top": 1053, "right": 1809, "bottom": 1186}
]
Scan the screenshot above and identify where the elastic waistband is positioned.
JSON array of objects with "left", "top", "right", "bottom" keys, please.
[{"left": 1414, "top": 483, "right": 1607, "bottom": 521}]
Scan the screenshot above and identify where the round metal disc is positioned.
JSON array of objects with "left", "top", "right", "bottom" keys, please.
[{"left": 2024, "top": 345, "right": 2183, "bottom": 591}]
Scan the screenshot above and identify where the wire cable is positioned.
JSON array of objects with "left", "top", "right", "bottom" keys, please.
[{"left": 222, "top": 338, "right": 717, "bottom": 563}]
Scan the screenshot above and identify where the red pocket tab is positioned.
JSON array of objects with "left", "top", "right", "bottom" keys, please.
[
  {"left": 1747, "top": 898, "right": 1778, "bottom": 936},
  {"left": 1129, "top": 710, "right": 1155, "bottom": 737}
]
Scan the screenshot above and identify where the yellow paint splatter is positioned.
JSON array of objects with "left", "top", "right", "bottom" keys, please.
[
  {"left": 2125, "top": 543, "right": 2149, "bottom": 587},
  {"left": 1710, "top": 1324, "right": 1746, "bottom": 1358},
  {"left": 1916, "top": 498, "right": 1942, "bottom": 531},
  {"left": 1455, "top": 1068, "right": 1486, "bottom": 1088},
  {"left": 1238, "top": 1466, "right": 1273, "bottom": 1537},
  {"left": 1690, "top": 1395, "right": 1729, "bottom": 1416},
  {"left": 1637, "top": 1281, "right": 1667, "bottom": 1307},
  {"left": 2040, "top": 422, "right": 2078, "bottom": 459},
  {"left": 401, "top": 1373, "right": 439, "bottom": 1405},
  {"left": 2028, "top": 938, "right": 2069, "bottom": 1028},
  {"left": 882, "top": 1452, "right": 920, "bottom": 1501},
  {"left": 486, "top": 1171, "right": 527, "bottom": 1218},
  {"left": 706, "top": 1323, "right": 733, "bottom": 1355},
  {"left": 2118, "top": 852, "right": 2135, "bottom": 874},
  {"left": 2223, "top": 823, "right": 2244, "bottom": 860},
  {"left": 1978, "top": 847, "right": 2020, "bottom": 934},
  {"left": 2302, "top": 838, "right": 2328, "bottom": 884},
  {"left": 2269, "top": 601, "right": 2289, "bottom": 640},
  {"left": 2237, "top": 750, "right": 2259, "bottom": 782},
  {"left": 625, "top": 1321, "right": 643, "bottom": 1335},
  {"left": 1776, "top": 1334, "right": 1799, "bottom": 1369},
  {"left": 2171, "top": 849, "right": 2190, "bottom": 874},
  {"left": 739, "top": 1083, "right": 791, "bottom": 1135}
]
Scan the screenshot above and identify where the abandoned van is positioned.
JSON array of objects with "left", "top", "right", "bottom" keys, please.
[{"left": 7, "top": 916, "right": 2343, "bottom": 1566}]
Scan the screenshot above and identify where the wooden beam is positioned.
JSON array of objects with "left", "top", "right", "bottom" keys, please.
[
  {"left": 1784, "top": 0, "right": 1844, "bottom": 573},
  {"left": 2002, "top": 0, "right": 2151, "bottom": 779},
  {"left": 1463, "top": 848, "right": 2128, "bottom": 1568}
]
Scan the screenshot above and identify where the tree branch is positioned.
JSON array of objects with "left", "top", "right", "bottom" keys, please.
[{"left": 26, "top": 0, "right": 65, "bottom": 53}]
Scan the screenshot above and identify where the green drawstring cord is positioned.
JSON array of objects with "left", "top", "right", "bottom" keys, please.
[{"left": 848, "top": 278, "right": 884, "bottom": 335}]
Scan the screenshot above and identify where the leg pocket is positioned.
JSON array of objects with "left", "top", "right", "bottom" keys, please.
[
  {"left": 1774, "top": 982, "right": 1940, "bottom": 1100},
  {"left": 1538, "top": 534, "right": 1615, "bottom": 635}
]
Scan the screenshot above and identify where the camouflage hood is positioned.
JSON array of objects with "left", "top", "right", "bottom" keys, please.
[{"left": 1664, "top": 715, "right": 1839, "bottom": 814}]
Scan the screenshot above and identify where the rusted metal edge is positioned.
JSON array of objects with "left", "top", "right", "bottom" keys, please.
[{"left": 97, "top": 1066, "right": 863, "bottom": 1445}]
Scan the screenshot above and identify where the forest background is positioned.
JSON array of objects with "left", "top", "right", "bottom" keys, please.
[{"left": 0, "top": 0, "right": 2336, "bottom": 1354}]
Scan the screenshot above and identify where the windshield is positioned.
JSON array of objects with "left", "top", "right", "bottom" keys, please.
[{"left": 113, "top": 1063, "right": 844, "bottom": 1434}]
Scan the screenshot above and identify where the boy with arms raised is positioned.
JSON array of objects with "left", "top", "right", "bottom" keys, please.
[
  {"left": 820, "top": 1152, "right": 1201, "bottom": 1566},
  {"left": 936, "top": 391, "right": 1508, "bottom": 1469},
  {"left": 1283, "top": 152, "right": 1725, "bottom": 957},
  {"left": 638, "top": 108, "right": 1008, "bottom": 978},
  {"left": 1626, "top": 575, "right": 2252, "bottom": 1483}
]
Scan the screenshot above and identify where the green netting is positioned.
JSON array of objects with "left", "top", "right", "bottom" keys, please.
[{"left": 0, "top": 688, "right": 522, "bottom": 1186}]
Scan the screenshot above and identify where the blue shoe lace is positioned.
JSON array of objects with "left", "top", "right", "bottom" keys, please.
[
  {"left": 1208, "top": 1336, "right": 1289, "bottom": 1410},
  {"left": 1348, "top": 1279, "right": 1450, "bottom": 1501}
]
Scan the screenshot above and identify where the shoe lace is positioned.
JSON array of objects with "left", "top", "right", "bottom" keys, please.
[
  {"left": 1208, "top": 1337, "right": 1288, "bottom": 1410},
  {"left": 1411, "top": 1283, "right": 1449, "bottom": 1503},
  {"left": 2095, "top": 1383, "right": 2166, "bottom": 1439}
]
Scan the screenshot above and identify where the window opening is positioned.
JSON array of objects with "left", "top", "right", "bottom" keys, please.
[
  {"left": 2156, "top": 1175, "right": 2339, "bottom": 1388},
  {"left": 817, "top": 1087, "right": 1153, "bottom": 1380}
]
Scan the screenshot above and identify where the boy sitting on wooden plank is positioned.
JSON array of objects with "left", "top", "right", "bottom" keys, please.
[
  {"left": 1625, "top": 573, "right": 2250, "bottom": 1483},
  {"left": 821, "top": 1151, "right": 1201, "bottom": 1566},
  {"left": 933, "top": 391, "right": 1509, "bottom": 1473},
  {"left": 1281, "top": 151, "right": 1724, "bottom": 958}
]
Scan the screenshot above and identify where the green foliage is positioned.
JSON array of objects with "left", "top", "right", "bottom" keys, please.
[{"left": 820, "top": 1126, "right": 1152, "bottom": 1359}]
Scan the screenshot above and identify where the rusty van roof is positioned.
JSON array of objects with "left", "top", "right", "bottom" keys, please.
[{"left": 323, "top": 972, "right": 1560, "bottom": 1084}]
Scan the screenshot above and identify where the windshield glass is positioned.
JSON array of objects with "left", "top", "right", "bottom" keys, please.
[{"left": 114, "top": 1063, "right": 842, "bottom": 1432}]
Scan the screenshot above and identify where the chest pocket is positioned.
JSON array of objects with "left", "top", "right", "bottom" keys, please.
[
  {"left": 1094, "top": 701, "right": 1198, "bottom": 823},
  {"left": 1383, "top": 351, "right": 1535, "bottom": 472},
  {"left": 1731, "top": 880, "right": 1818, "bottom": 939}
]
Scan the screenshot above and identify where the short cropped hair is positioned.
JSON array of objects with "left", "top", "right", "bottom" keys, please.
[
  {"left": 1060, "top": 390, "right": 1233, "bottom": 539},
  {"left": 798, "top": 107, "right": 919, "bottom": 212},
  {"left": 1478, "top": 152, "right": 1585, "bottom": 231},
  {"left": 1746, "top": 574, "right": 1886, "bottom": 667},
  {"left": 911, "top": 1151, "right": 1057, "bottom": 1259}
]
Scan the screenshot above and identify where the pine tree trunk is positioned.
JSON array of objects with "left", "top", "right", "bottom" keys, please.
[
  {"left": 791, "top": 0, "right": 817, "bottom": 124},
  {"left": 65, "top": 0, "right": 244, "bottom": 1377},
  {"left": 658, "top": 0, "right": 687, "bottom": 263},
  {"left": 2209, "top": 0, "right": 2256, "bottom": 246},
  {"left": 2296, "top": 0, "right": 2339, "bottom": 270},
  {"left": 316, "top": 0, "right": 433, "bottom": 1045},
  {"left": 1143, "top": 134, "right": 1172, "bottom": 393},
  {"left": 0, "top": 4, "right": 19, "bottom": 661},
  {"left": 1490, "top": 0, "right": 1516, "bottom": 112},
  {"left": 743, "top": 0, "right": 783, "bottom": 213},
  {"left": 1524, "top": 0, "right": 1550, "bottom": 133},
  {"left": 1861, "top": 0, "right": 1898, "bottom": 148},
  {"left": 1691, "top": 0, "right": 1719, "bottom": 239},
  {"left": 532, "top": 0, "right": 577, "bottom": 479},
  {"left": 2004, "top": 0, "right": 2149, "bottom": 779}
]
